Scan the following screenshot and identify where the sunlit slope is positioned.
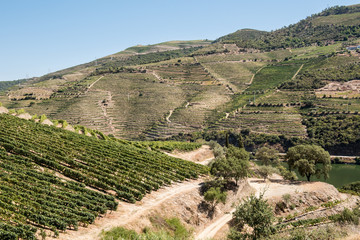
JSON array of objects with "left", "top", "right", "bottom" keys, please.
[{"left": 0, "top": 113, "right": 207, "bottom": 238}]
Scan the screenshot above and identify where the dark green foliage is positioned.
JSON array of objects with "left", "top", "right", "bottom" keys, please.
[
  {"left": 229, "top": 194, "right": 275, "bottom": 240},
  {"left": 286, "top": 145, "right": 331, "bottom": 181},
  {"left": 211, "top": 145, "right": 250, "bottom": 185},
  {"left": 215, "top": 29, "right": 267, "bottom": 43},
  {"left": 277, "top": 165, "right": 298, "bottom": 181},
  {"left": 340, "top": 181, "right": 360, "bottom": 195},
  {"left": 318, "top": 5, "right": 360, "bottom": 16},
  {"left": 204, "top": 187, "right": 227, "bottom": 210},
  {"left": 255, "top": 147, "right": 279, "bottom": 165},
  {"left": 303, "top": 115, "right": 360, "bottom": 155},
  {"left": 257, "top": 165, "right": 279, "bottom": 181}
]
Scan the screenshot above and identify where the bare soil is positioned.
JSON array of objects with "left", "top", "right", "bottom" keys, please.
[
  {"left": 164, "top": 145, "right": 214, "bottom": 165},
  {"left": 196, "top": 174, "right": 359, "bottom": 240},
  {"left": 316, "top": 80, "right": 360, "bottom": 98},
  {"left": 51, "top": 179, "right": 204, "bottom": 240}
]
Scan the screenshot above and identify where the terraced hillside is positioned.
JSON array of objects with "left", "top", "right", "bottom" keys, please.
[
  {"left": 0, "top": 113, "right": 207, "bottom": 239},
  {"left": 1, "top": 5, "right": 360, "bottom": 143}
]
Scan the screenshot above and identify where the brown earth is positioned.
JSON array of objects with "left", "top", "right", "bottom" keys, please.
[
  {"left": 164, "top": 145, "right": 214, "bottom": 165},
  {"left": 316, "top": 80, "right": 360, "bottom": 98}
]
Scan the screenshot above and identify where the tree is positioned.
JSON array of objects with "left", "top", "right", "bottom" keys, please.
[
  {"left": 211, "top": 145, "right": 250, "bottom": 185},
  {"left": 229, "top": 193, "right": 275, "bottom": 240},
  {"left": 204, "top": 187, "right": 227, "bottom": 211},
  {"left": 257, "top": 165, "right": 278, "bottom": 182},
  {"left": 210, "top": 156, "right": 232, "bottom": 180},
  {"left": 286, "top": 144, "right": 331, "bottom": 181},
  {"left": 255, "top": 147, "right": 279, "bottom": 165},
  {"left": 277, "top": 165, "right": 298, "bottom": 181},
  {"left": 228, "top": 156, "right": 250, "bottom": 185},
  {"left": 226, "top": 145, "right": 249, "bottom": 161},
  {"left": 238, "top": 135, "right": 244, "bottom": 148}
]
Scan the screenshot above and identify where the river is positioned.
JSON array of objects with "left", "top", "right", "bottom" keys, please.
[{"left": 296, "top": 164, "right": 360, "bottom": 188}]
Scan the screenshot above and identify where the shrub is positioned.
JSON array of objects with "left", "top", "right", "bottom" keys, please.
[
  {"left": 229, "top": 193, "right": 275, "bottom": 240},
  {"left": 329, "top": 208, "right": 360, "bottom": 225},
  {"left": 39, "top": 114, "right": 47, "bottom": 123}
]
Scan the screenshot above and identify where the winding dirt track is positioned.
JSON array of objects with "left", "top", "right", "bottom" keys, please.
[
  {"left": 53, "top": 146, "right": 214, "bottom": 240},
  {"left": 195, "top": 177, "right": 336, "bottom": 240},
  {"left": 54, "top": 179, "right": 204, "bottom": 240}
]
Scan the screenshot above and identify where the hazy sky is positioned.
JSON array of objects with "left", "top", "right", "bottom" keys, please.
[{"left": 0, "top": 0, "right": 359, "bottom": 81}]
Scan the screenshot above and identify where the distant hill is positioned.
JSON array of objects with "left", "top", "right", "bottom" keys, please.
[
  {"left": 216, "top": 4, "right": 360, "bottom": 50},
  {"left": 215, "top": 29, "right": 267, "bottom": 43},
  {"left": 117, "top": 40, "right": 212, "bottom": 55}
]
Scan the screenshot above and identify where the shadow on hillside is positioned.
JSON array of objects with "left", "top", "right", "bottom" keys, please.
[{"left": 250, "top": 179, "right": 307, "bottom": 186}]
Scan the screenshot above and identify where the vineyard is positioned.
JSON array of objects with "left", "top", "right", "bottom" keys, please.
[{"left": 0, "top": 114, "right": 207, "bottom": 239}]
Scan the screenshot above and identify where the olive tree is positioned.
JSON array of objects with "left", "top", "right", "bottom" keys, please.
[
  {"left": 255, "top": 147, "right": 279, "bottom": 165},
  {"left": 210, "top": 145, "right": 250, "bottom": 185},
  {"left": 286, "top": 145, "right": 331, "bottom": 182},
  {"left": 257, "top": 165, "right": 279, "bottom": 182},
  {"left": 204, "top": 187, "right": 227, "bottom": 211},
  {"left": 229, "top": 193, "right": 275, "bottom": 240}
]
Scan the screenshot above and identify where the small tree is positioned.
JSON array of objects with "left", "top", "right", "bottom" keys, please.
[
  {"left": 286, "top": 145, "right": 331, "bottom": 181},
  {"left": 228, "top": 156, "right": 250, "bottom": 185},
  {"left": 211, "top": 145, "right": 250, "bottom": 185},
  {"left": 229, "top": 193, "right": 275, "bottom": 240},
  {"left": 238, "top": 135, "right": 245, "bottom": 148},
  {"left": 213, "top": 145, "right": 225, "bottom": 158},
  {"left": 257, "top": 165, "right": 278, "bottom": 182},
  {"left": 255, "top": 147, "right": 279, "bottom": 165},
  {"left": 277, "top": 165, "right": 298, "bottom": 181},
  {"left": 204, "top": 187, "right": 227, "bottom": 211},
  {"left": 210, "top": 156, "right": 232, "bottom": 181}
]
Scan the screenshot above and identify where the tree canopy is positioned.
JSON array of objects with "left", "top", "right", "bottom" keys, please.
[
  {"left": 255, "top": 147, "right": 279, "bottom": 165},
  {"left": 229, "top": 193, "right": 275, "bottom": 240},
  {"left": 286, "top": 144, "right": 331, "bottom": 181},
  {"left": 211, "top": 145, "right": 250, "bottom": 185}
]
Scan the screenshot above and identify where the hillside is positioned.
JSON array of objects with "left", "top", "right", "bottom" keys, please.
[
  {"left": 215, "top": 4, "right": 360, "bottom": 50},
  {"left": 0, "top": 113, "right": 207, "bottom": 239},
  {"left": 0, "top": 4, "right": 360, "bottom": 155}
]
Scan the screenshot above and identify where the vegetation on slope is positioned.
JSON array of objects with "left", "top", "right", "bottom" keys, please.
[
  {"left": 302, "top": 115, "right": 360, "bottom": 155},
  {"left": 0, "top": 113, "right": 207, "bottom": 238},
  {"left": 101, "top": 217, "right": 191, "bottom": 240},
  {"left": 0, "top": 79, "right": 27, "bottom": 93},
  {"left": 217, "top": 5, "right": 360, "bottom": 50}
]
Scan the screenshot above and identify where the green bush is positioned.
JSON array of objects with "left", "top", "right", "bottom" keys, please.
[
  {"left": 329, "top": 208, "right": 360, "bottom": 225},
  {"left": 39, "top": 114, "right": 47, "bottom": 123}
]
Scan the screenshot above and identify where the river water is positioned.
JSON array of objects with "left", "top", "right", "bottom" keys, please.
[{"left": 296, "top": 164, "right": 360, "bottom": 188}]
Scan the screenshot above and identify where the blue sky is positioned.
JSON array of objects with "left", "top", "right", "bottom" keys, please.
[{"left": 0, "top": 0, "right": 359, "bottom": 81}]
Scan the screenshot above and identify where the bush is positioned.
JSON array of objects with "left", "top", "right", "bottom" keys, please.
[
  {"left": 39, "top": 114, "right": 47, "bottom": 123},
  {"left": 278, "top": 165, "right": 298, "bottom": 181},
  {"left": 329, "top": 208, "right": 360, "bottom": 225},
  {"left": 257, "top": 165, "right": 279, "bottom": 181},
  {"left": 204, "top": 187, "right": 227, "bottom": 211},
  {"left": 229, "top": 193, "right": 275, "bottom": 240}
]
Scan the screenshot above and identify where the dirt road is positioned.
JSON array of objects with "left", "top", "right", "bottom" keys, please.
[
  {"left": 195, "top": 176, "right": 340, "bottom": 240},
  {"left": 54, "top": 179, "right": 204, "bottom": 240}
]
